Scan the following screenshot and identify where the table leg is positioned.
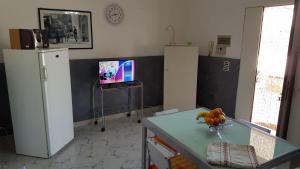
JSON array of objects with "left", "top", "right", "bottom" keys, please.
[
  {"left": 127, "top": 88, "right": 131, "bottom": 117},
  {"left": 138, "top": 84, "right": 144, "bottom": 123},
  {"left": 142, "top": 84, "right": 144, "bottom": 118},
  {"left": 101, "top": 88, "right": 105, "bottom": 132},
  {"left": 142, "top": 126, "right": 147, "bottom": 169},
  {"left": 92, "top": 81, "right": 98, "bottom": 124}
]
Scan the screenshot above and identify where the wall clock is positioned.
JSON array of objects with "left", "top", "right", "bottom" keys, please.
[{"left": 106, "top": 4, "right": 124, "bottom": 25}]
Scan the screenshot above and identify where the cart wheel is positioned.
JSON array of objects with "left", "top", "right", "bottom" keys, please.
[
  {"left": 127, "top": 113, "right": 131, "bottom": 117},
  {"left": 94, "top": 120, "right": 98, "bottom": 125},
  {"left": 137, "top": 119, "right": 141, "bottom": 123},
  {"left": 101, "top": 127, "right": 105, "bottom": 132}
]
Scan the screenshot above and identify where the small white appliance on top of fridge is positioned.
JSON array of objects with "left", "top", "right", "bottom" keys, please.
[{"left": 3, "top": 48, "right": 74, "bottom": 158}]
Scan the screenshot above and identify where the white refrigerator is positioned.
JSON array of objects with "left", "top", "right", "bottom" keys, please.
[{"left": 3, "top": 48, "right": 74, "bottom": 158}]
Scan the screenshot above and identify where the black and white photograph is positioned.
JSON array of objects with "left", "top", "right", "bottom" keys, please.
[{"left": 38, "top": 8, "right": 93, "bottom": 49}]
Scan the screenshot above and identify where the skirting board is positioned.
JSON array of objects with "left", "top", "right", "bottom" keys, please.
[{"left": 74, "top": 105, "right": 163, "bottom": 128}]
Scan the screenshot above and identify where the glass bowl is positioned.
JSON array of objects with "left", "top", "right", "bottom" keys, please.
[{"left": 197, "top": 118, "right": 232, "bottom": 141}]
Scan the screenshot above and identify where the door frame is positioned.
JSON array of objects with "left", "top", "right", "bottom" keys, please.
[{"left": 277, "top": 0, "right": 299, "bottom": 139}]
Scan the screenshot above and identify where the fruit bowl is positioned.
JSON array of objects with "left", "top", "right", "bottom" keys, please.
[
  {"left": 197, "top": 117, "right": 232, "bottom": 130},
  {"left": 196, "top": 108, "right": 226, "bottom": 127},
  {"left": 196, "top": 108, "right": 232, "bottom": 140},
  {"left": 198, "top": 119, "right": 230, "bottom": 130}
]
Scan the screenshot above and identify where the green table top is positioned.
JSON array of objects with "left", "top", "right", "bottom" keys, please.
[{"left": 146, "top": 108, "right": 299, "bottom": 168}]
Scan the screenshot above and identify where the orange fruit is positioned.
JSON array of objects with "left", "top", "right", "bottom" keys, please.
[
  {"left": 205, "top": 117, "right": 214, "bottom": 126},
  {"left": 210, "top": 108, "right": 223, "bottom": 117},
  {"left": 212, "top": 108, "right": 221, "bottom": 113},
  {"left": 206, "top": 113, "right": 214, "bottom": 118}
]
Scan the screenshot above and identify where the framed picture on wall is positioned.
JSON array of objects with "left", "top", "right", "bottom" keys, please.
[{"left": 38, "top": 8, "right": 93, "bottom": 49}]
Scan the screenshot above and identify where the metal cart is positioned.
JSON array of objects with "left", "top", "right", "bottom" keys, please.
[{"left": 92, "top": 80, "right": 144, "bottom": 132}]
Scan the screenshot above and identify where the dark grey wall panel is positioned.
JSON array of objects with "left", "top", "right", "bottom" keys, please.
[
  {"left": 0, "top": 55, "right": 240, "bottom": 131},
  {"left": 69, "top": 56, "right": 164, "bottom": 122},
  {"left": 0, "top": 56, "right": 164, "bottom": 131},
  {"left": 0, "top": 63, "right": 12, "bottom": 134},
  {"left": 69, "top": 59, "right": 98, "bottom": 122},
  {"left": 197, "top": 56, "right": 240, "bottom": 118}
]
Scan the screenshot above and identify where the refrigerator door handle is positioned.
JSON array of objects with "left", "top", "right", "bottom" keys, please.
[{"left": 43, "top": 66, "right": 48, "bottom": 81}]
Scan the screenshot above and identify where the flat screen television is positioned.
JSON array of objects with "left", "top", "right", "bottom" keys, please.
[{"left": 99, "top": 60, "right": 135, "bottom": 84}]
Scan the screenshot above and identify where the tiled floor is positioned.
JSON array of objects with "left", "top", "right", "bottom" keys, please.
[{"left": 0, "top": 116, "right": 143, "bottom": 169}]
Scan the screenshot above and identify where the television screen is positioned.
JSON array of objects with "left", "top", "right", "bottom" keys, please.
[{"left": 99, "top": 60, "right": 135, "bottom": 84}]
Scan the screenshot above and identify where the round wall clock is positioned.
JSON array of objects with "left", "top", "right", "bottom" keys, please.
[{"left": 106, "top": 4, "right": 124, "bottom": 25}]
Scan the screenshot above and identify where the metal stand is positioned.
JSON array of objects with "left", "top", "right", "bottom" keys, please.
[{"left": 92, "top": 80, "right": 144, "bottom": 132}]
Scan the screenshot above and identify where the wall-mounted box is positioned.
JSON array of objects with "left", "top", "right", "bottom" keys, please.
[
  {"left": 217, "top": 35, "right": 231, "bottom": 47},
  {"left": 216, "top": 35, "right": 231, "bottom": 56}
]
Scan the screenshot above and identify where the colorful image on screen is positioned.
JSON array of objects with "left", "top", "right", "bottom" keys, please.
[{"left": 99, "top": 60, "right": 135, "bottom": 84}]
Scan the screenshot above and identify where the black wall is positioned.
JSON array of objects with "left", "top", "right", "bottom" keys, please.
[
  {"left": 0, "top": 63, "right": 12, "bottom": 133},
  {"left": 197, "top": 56, "right": 240, "bottom": 118},
  {"left": 0, "top": 56, "right": 164, "bottom": 132},
  {"left": 70, "top": 56, "right": 164, "bottom": 122},
  {"left": 0, "top": 55, "right": 240, "bottom": 133}
]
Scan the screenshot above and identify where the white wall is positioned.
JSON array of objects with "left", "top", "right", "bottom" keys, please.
[
  {"left": 185, "top": 0, "right": 294, "bottom": 59},
  {"left": 185, "top": 0, "right": 245, "bottom": 59},
  {"left": 185, "top": 0, "right": 294, "bottom": 121},
  {"left": 242, "top": 0, "right": 294, "bottom": 7},
  {"left": 0, "top": 0, "right": 189, "bottom": 63}
]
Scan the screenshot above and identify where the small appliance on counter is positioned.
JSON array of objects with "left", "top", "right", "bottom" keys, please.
[{"left": 9, "top": 29, "right": 49, "bottom": 49}]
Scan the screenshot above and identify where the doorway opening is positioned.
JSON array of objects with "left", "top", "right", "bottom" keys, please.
[{"left": 251, "top": 5, "right": 294, "bottom": 135}]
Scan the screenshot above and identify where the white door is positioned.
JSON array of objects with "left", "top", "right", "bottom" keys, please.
[
  {"left": 250, "top": 6, "right": 294, "bottom": 135},
  {"left": 39, "top": 49, "right": 74, "bottom": 156},
  {"left": 235, "top": 7, "right": 264, "bottom": 121},
  {"left": 164, "top": 46, "right": 198, "bottom": 111}
]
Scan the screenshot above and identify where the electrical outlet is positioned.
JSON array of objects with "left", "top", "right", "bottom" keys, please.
[{"left": 216, "top": 45, "right": 226, "bottom": 56}]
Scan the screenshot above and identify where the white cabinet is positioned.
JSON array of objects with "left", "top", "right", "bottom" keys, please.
[
  {"left": 163, "top": 46, "right": 199, "bottom": 111},
  {"left": 3, "top": 48, "right": 74, "bottom": 158}
]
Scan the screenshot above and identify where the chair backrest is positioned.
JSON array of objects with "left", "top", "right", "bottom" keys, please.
[
  {"left": 147, "top": 138, "right": 175, "bottom": 169},
  {"left": 149, "top": 109, "right": 178, "bottom": 169},
  {"left": 154, "top": 109, "right": 179, "bottom": 116},
  {"left": 236, "top": 119, "right": 271, "bottom": 134},
  {"left": 150, "top": 109, "right": 200, "bottom": 169}
]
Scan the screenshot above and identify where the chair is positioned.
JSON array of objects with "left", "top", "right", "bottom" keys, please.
[
  {"left": 154, "top": 109, "right": 179, "bottom": 116},
  {"left": 236, "top": 119, "right": 271, "bottom": 134},
  {"left": 147, "top": 137, "right": 198, "bottom": 169},
  {"left": 147, "top": 109, "right": 199, "bottom": 169}
]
